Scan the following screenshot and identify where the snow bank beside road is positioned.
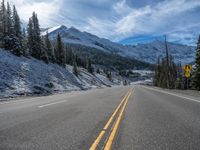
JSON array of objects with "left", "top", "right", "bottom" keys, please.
[{"left": 0, "top": 49, "right": 117, "bottom": 99}]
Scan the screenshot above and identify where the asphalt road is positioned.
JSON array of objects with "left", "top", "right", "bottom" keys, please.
[{"left": 0, "top": 85, "right": 200, "bottom": 150}]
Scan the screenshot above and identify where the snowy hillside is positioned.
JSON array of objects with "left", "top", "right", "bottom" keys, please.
[
  {"left": 42, "top": 25, "right": 195, "bottom": 64},
  {"left": 0, "top": 49, "right": 120, "bottom": 99}
]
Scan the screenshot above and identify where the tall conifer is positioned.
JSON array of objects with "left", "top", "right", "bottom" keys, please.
[{"left": 193, "top": 35, "right": 200, "bottom": 90}]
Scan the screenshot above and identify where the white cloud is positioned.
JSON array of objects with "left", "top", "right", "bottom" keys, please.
[
  {"left": 113, "top": 0, "right": 132, "bottom": 15},
  {"left": 7, "top": 0, "right": 61, "bottom": 27},
  {"left": 83, "top": 17, "right": 117, "bottom": 39},
  {"left": 79, "top": 0, "right": 200, "bottom": 43},
  {"left": 4, "top": 0, "right": 200, "bottom": 45},
  {"left": 115, "top": 0, "right": 200, "bottom": 35}
]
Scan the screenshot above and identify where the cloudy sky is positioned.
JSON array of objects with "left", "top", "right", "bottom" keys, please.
[{"left": 8, "top": 0, "right": 200, "bottom": 45}]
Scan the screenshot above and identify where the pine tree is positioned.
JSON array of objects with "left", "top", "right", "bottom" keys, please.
[
  {"left": 107, "top": 72, "right": 112, "bottom": 81},
  {"left": 44, "top": 31, "right": 55, "bottom": 63},
  {"left": 40, "top": 46, "right": 49, "bottom": 63},
  {"left": 4, "top": 2, "right": 13, "bottom": 50},
  {"left": 175, "top": 63, "right": 183, "bottom": 89},
  {"left": 55, "top": 33, "right": 65, "bottom": 66},
  {"left": 27, "top": 12, "right": 43, "bottom": 59},
  {"left": 0, "top": 1, "right": 3, "bottom": 45},
  {"left": 154, "top": 57, "right": 161, "bottom": 86},
  {"left": 22, "top": 27, "right": 28, "bottom": 56},
  {"left": 73, "top": 61, "right": 79, "bottom": 76},
  {"left": 65, "top": 45, "right": 73, "bottom": 65},
  {"left": 0, "top": 0, "right": 6, "bottom": 48},
  {"left": 96, "top": 68, "right": 100, "bottom": 74},
  {"left": 27, "top": 18, "right": 33, "bottom": 54},
  {"left": 13, "top": 6, "right": 21, "bottom": 35},
  {"left": 154, "top": 56, "right": 178, "bottom": 89},
  {"left": 33, "top": 12, "right": 42, "bottom": 59},
  {"left": 193, "top": 35, "right": 200, "bottom": 90},
  {"left": 22, "top": 28, "right": 26, "bottom": 37},
  {"left": 154, "top": 37, "right": 178, "bottom": 89},
  {"left": 168, "top": 55, "right": 177, "bottom": 89},
  {"left": 87, "top": 58, "right": 93, "bottom": 73},
  {"left": 12, "top": 5, "right": 24, "bottom": 56},
  {"left": 0, "top": 2, "right": 24, "bottom": 56},
  {"left": 5, "top": 2, "right": 12, "bottom": 34}
]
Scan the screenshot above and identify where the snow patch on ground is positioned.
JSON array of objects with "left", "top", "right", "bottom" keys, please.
[{"left": 132, "top": 70, "right": 153, "bottom": 76}]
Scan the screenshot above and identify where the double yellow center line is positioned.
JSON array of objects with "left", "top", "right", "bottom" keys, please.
[{"left": 90, "top": 88, "right": 133, "bottom": 150}]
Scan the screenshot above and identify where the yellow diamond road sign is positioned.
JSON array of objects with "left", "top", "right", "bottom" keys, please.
[
  {"left": 185, "top": 70, "right": 191, "bottom": 78},
  {"left": 184, "top": 64, "right": 192, "bottom": 71}
]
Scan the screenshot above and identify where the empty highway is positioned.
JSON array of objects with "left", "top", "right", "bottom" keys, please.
[{"left": 0, "top": 86, "right": 200, "bottom": 150}]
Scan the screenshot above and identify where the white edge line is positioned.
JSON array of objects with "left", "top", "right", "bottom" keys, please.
[
  {"left": 142, "top": 86, "right": 200, "bottom": 103},
  {"left": 38, "top": 100, "right": 67, "bottom": 108}
]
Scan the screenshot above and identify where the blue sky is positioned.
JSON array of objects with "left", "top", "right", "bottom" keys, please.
[{"left": 8, "top": 0, "right": 200, "bottom": 46}]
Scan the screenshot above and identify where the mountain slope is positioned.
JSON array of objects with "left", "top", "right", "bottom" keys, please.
[
  {"left": 42, "top": 25, "right": 195, "bottom": 65},
  {"left": 126, "top": 41, "right": 195, "bottom": 64},
  {"left": 42, "top": 26, "right": 151, "bottom": 70},
  {"left": 0, "top": 49, "right": 120, "bottom": 99}
]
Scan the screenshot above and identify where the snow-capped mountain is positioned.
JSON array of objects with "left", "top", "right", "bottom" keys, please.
[
  {"left": 126, "top": 41, "right": 195, "bottom": 65},
  {"left": 42, "top": 25, "right": 196, "bottom": 64}
]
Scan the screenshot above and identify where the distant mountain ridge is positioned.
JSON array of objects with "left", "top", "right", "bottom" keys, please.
[{"left": 42, "top": 25, "right": 196, "bottom": 65}]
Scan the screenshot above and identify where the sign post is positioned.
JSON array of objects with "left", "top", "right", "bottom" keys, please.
[{"left": 183, "top": 64, "right": 192, "bottom": 89}]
